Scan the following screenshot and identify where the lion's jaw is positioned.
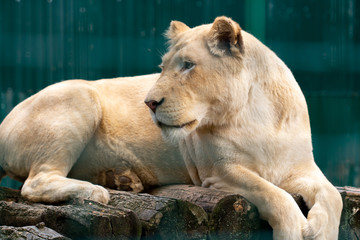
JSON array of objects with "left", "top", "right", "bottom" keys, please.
[{"left": 147, "top": 101, "right": 207, "bottom": 143}]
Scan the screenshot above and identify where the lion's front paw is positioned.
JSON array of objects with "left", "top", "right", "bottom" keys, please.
[
  {"left": 271, "top": 196, "right": 307, "bottom": 240},
  {"left": 201, "top": 176, "right": 234, "bottom": 192},
  {"left": 272, "top": 215, "right": 307, "bottom": 240},
  {"left": 272, "top": 222, "right": 305, "bottom": 240}
]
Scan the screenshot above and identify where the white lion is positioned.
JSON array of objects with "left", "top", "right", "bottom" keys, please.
[{"left": 0, "top": 17, "right": 342, "bottom": 239}]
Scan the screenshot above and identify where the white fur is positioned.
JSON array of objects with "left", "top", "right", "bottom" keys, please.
[
  {"left": 145, "top": 17, "right": 343, "bottom": 240},
  {"left": 0, "top": 17, "right": 342, "bottom": 240}
]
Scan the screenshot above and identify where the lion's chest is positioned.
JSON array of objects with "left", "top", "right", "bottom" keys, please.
[
  {"left": 184, "top": 131, "right": 293, "bottom": 186},
  {"left": 184, "top": 133, "right": 233, "bottom": 181}
]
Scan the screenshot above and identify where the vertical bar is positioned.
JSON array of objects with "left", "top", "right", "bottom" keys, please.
[
  {"left": 14, "top": 0, "right": 23, "bottom": 103},
  {"left": 0, "top": 1, "right": 4, "bottom": 121},
  {"left": 245, "top": 0, "right": 266, "bottom": 43}
]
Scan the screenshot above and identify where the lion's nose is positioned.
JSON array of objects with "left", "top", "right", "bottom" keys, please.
[{"left": 145, "top": 98, "right": 164, "bottom": 113}]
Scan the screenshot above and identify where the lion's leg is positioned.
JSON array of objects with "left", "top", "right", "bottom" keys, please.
[
  {"left": 20, "top": 131, "right": 111, "bottom": 204},
  {"left": 20, "top": 128, "right": 110, "bottom": 204},
  {"left": 10, "top": 82, "right": 110, "bottom": 203},
  {"left": 22, "top": 168, "right": 109, "bottom": 204},
  {"left": 202, "top": 164, "right": 307, "bottom": 240},
  {"left": 280, "top": 162, "right": 342, "bottom": 240}
]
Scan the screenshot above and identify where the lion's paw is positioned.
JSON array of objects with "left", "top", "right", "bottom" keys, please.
[
  {"left": 272, "top": 214, "right": 306, "bottom": 240},
  {"left": 202, "top": 176, "right": 235, "bottom": 192},
  {"left": 99, "top": 168, "right": 144, "bottom": 193},
  {"left": 202, "top": 176, "right": 224, "bottom": 188},
  {"left": 271, "top": 194, "right": 308, "bottom": 240}
]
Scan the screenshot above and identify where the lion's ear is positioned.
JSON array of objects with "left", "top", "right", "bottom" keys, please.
[
  {"left": 166, "top": 21, "right": 190, "bottom": 39},
  {"left": 207, "top": 16, "right": 244, "bottom": 57}
]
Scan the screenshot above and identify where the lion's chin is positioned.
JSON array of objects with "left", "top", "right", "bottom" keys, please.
[
  {"left": 157, "top": 119, "right": 199, "bottom": 144},
  {"left": 158, "top": 119, "right": 197, "bottom": 130}
]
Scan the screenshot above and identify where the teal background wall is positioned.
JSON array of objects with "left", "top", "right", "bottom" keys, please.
[{"left": 1, "top": 0, "right": 359, "bottom": 188}]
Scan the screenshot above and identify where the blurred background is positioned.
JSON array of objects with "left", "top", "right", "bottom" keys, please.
[{"left": 0, "top": 0, "right": 359, "bottom": 188}]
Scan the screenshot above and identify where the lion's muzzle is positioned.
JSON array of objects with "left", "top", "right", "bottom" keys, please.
[{"left": 144, "top": 98, "right": 164, "bottom": 113}]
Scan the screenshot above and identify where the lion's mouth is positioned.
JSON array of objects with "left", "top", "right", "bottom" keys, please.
[{"left": 158, "top": 119, "right": 197, "bottom": 129}]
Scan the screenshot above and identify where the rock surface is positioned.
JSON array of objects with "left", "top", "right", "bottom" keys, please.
[
  {"left": 108, "top": 189, "right": 208, "bottom": 239},
  {"left": 0, "top": 185, "right": 358, "bottom": 239},
  {"left": 338, "top": 186, "right": 360, "bottom": 240},
  {"left": 0, "top": 187, "right": 141, "bottom": 240},
  {"left": 0, "top": 224, "right": 69, "bottom": 240}
]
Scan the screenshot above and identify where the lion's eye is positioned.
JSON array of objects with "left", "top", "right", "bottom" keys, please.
[{"left": 182, "top": 61, "right": 195, "bottom": 71}]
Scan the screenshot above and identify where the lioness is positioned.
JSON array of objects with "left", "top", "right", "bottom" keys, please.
[{"left": 0, "top": 17, "right": 342, "bottom": 239}]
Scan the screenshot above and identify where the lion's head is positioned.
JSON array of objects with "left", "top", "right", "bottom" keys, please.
[
  {"left": 145, "top": 16, "right": 289, "bottom": 142},
  {"left": 144, "top": 16, "right": 250, "bottom": 141}
]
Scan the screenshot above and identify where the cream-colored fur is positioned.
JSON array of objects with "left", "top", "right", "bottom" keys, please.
[
  {"left": 0, "top": 17, "right": 342, "bottom": 239},
  {"left": 0, "top": 75, "right": 191, "bottom": 202},
  {"left": 145, "top": 17, "right": 342, "bottom": 240}
]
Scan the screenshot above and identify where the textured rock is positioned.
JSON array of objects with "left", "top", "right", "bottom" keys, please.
[
  {"left": 0, "top": 224, "right": 69, "bottom": 240},
  {"left": 0, "top": 185, "right": 359, "bottom": 240},
  {"left": 150, "top": 185, "right": 271, "bottom": 239},
  {"left": 338, "top": 186, "right": 360, "bottom": 240},
  {"left": 0, "top": 187, "right": 141, "bottom": 240},
  {"left": 109, "top": 189, "right": 208, "bottom": 240}
]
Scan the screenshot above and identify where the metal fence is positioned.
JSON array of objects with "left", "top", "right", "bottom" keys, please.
[{"left": 1, "top": 0, "right": 359, "bottom": 188}]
